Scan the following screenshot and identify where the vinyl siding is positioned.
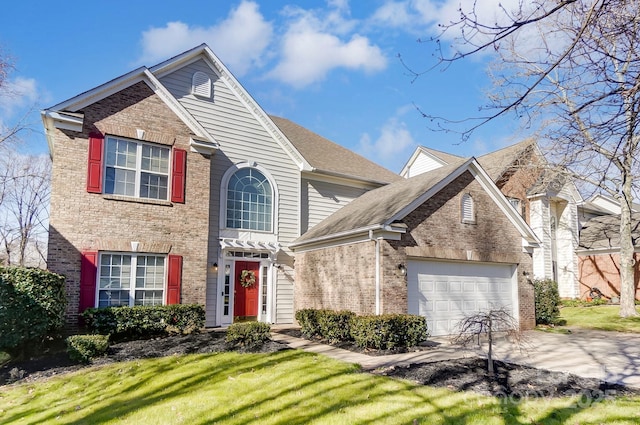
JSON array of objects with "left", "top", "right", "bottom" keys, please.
[
  {"left": 160, "top": 59, "right": 299, "bottom": 325},
  {"left": 406, "top": 152, "right": 446, "bottom": 177},
  {"left": 301, "top": 178, "right": 370, "bottom": 233}
]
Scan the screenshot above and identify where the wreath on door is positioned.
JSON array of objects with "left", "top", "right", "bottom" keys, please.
[{"left": 240, "top": 269, "right": 257, "bottom": 288}]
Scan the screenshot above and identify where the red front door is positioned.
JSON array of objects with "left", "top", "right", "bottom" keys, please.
[{"left": 234, "top": 261, "right": 260, "bottom": 319}]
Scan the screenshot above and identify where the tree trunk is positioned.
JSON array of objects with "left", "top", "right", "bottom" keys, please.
[
  {"left": 487, "top": 317, "right": 494, "bottom": 376},
  {"left": 619, "top": 172, "right": 638, "bottom": 317}
]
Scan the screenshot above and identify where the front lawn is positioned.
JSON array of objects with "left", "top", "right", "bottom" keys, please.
[
  {"left": 1, "top": 350, "right": 640, "bottom": 424},
  {"left": 560, "top": 305, "right": 640, "bottom": 333}
]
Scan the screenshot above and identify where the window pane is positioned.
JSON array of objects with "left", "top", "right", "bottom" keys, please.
[
  {"left": 98, "top": 290, "right": 129, "bottom": 307},
  {"left": 226, "top": 168, "right": 272, "bottom": 231},
  {"left": 134, "top": 290, "right": 164, "bottom": 306},
  {"left": 140, "top": 173, "right": 168, "bottom": 200},
  {"left": 99, "top": 254, "right": 131, "bottom": 289},
  {"left": 105, "top": 137, "right": 170, "bottom": 199}
]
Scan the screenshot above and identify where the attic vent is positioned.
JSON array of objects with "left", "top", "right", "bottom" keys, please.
[
  {"left": 192, "top": 71, "right": 211, "bottom": 98},
  {"left": 461, "top": 193, "right": 476, "bottom": 224}
]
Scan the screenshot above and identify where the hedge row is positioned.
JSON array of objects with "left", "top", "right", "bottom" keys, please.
[
  {"left": 0, "top": 267, "right": 66, "bottom": 355},
  {"left": 66, "top": 334, "right": 110, "bottom": 364},
  {"left": 225, "top": 322, "right": 271, "bottom": 348},
  {"left": 295, "top": 309, "right": 429, "bottom": 349},
  {"left": 82, "top": 304, "right": 205, "bottom": 340}
]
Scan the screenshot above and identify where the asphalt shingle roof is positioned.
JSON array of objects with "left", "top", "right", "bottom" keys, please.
[
  {"left": 270, "top": 116, "right": 401, "bottom": 185},
  {"left": 294, "top": 160, "right": 466, "bottom": 244}
]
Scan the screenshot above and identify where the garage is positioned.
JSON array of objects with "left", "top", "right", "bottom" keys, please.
[{"left": 407, "top": 259, "right": 518, "bottom": 336}]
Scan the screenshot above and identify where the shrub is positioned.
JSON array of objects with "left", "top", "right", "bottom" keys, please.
[
  {"left": 82, "top": 304, "right": 205, "bottom": 340},
  {"left": 533, "top": 279, "right": 561, "bottom": 325},
  {"left": 295, "top": 309, "right": 324, "bottom": 338},
  {"left": 350, "top": 314, "right": 429, "bottom": 349},
  {"left": 66, "top": 334, "right": 110, "bottom": 364},
  {"left": 317, "top": 310, "right": 355, "bottom": 343},
  {"left": 225, "top": 322, "right": 271, "bottom": 348},
  {"left": 0, "top": 267, "right": 66, "bottom": 356}
]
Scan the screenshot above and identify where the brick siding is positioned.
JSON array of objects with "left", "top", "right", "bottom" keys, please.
[
  {"left": 295, "top": 170, "right": 536, "bottom": 331},
  {"left": 47, "top": 82, "right": 211, "bottom": 327}
]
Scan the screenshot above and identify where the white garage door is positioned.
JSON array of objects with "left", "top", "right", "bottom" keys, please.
[{"left": 407, "top": 260, "right": 517, "bottom": 336}]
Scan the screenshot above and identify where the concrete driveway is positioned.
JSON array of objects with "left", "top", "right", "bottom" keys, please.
[
  {"left": 273, "top": 326, "right": 640, "bottom": 388},
  {"left": 482, "top": 328, "right": 640, "bottom": 388}
]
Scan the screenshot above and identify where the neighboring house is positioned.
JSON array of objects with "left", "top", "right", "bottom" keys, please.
[
  {"left": 577, "top": 197, "right": 640, "bottom": 300},
  {"left": 400, "top": 142, "right": 583, "bottom": 299},
  {"left": 41, "top": 44, "right": 398, "bottom": 328},
  {"left": 291, "top": 158, "right": 540, "bottom": 336}
]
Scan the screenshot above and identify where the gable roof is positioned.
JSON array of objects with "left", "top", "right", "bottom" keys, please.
[
  {"left": 41, "top": 66, "right": 218, "bottom": 156},
  {"left": 270, "top": 116, "right": 401, "bottom": 185},
  {"left": 292, "top": 157, "right": 539, "bottom": 249},
  {"left": 578, "top": 213, "right": 640, "bottom": 250},
  {"left": 476, "top": 139, "right": 537, "bottom": 182},
  {"left": 399, "top": 146, "right": 463, "bottom": 177},
  {"left": 42, "top": 44, "right": 397, "bottom": 186}
]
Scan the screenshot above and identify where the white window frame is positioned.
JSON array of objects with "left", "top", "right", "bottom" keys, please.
[
  {"left": 96, "top": 252, "right": 167, "bottom": 308},
  {"left": 104, "top": 136, "right": 171, "bottom": 201},
  {"left": 219, "top": 163, "right": 279, "bottom": 234}
]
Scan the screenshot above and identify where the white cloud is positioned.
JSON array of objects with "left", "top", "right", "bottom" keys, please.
[
  {"left": 371, "top": 0, "right": 532, "bottom": 46},
  {"left": 0, "top": 77, "right": 39, "bottom": 118},
  {"left": 137, "top": 1, "right": 272, "bottom": 75},
  {"left": 359, "top": 117, "right": 415, "bottom": 168},
  {"left": 268, "top": 4, "right": 386, "bottom": 87}
]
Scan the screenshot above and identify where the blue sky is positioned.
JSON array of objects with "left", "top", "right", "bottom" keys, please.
[{"left": 0, "top": 0, "right": 527, "bottom": 172}]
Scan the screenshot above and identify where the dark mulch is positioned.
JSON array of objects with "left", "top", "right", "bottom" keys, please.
[
  {"left": 376, "top": 358, "right": 640, "bottom": 399},
  {"left": 0, "top": 331, "right": 287, "bottom": 386}
]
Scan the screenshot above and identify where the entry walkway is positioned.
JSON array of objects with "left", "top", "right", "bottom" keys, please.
[{"left": 271, "top": 326, "right": 640, "bottom": 388}]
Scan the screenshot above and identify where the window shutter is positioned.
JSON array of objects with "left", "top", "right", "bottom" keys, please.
[
  {"left": 87, "top": 133, "right": 104, "bottom": 193},
  {"left": 166, "top": 254, "right": 182, "bottom": 305},
  {"left": 80, "top": 251, "right": 98, "bottom": 312},
  {"left": 171, "top": 148, "right": 187, "bottom": 203}
]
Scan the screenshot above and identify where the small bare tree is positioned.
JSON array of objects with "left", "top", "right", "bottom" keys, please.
[
  {"left": 0, "top": 152, "right": 51, "bottom": 267},
  {"left": 451, "top": 307, "right": 523, "bottom": 376}
]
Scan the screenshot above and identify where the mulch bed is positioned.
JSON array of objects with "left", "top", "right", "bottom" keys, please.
[{"left": 2, "top": 329, "right": 639, "bottom": 400}]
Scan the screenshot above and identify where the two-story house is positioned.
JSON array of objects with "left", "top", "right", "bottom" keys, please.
[{"left": 42, "top": 44, "right": 399, "bottom": 328}]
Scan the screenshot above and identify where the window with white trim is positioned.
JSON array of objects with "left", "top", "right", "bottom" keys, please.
[
  {"left": 461, "top": 193, "right": 476, "bottom": 223},
  {"left": 98, "top": 253, "right": 166, "bottom": 307},
  {"left": 105, "top": 136, "right": 170, "bottom": 200},
  {"left": 226, "top": 168, "right": 273, "bottom": 231}
]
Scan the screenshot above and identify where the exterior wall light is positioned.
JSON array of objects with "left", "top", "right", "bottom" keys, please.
[{"left": 397, "top": 264, "right": 407, "bottom": 276}]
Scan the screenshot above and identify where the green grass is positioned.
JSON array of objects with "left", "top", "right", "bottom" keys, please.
[
  {"left": 560, "top": 305, "right": 640, "bottom": 332},
  {"left": 1, "top": 350, "right": 640, "bottom": 424}
]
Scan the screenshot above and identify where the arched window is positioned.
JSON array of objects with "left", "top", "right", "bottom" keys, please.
[
  {"left": 191, "top": 71, "right": 211, "bottom": 98},
  {"left": 461, "top": 193, "right": 475, "bottom": 224},
  {"left": 226, "top": 168, "right": 273, "bottom": 231}
]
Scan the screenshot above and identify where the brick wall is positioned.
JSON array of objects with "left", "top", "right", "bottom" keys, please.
[
  {"left": 294, "top": 241, "right": 377, "bottom": 314},
  {"left": 47, "top": 82, "right": 211, "bottom": 327},
  {"left": 294, "top": 170, "right": 536, "bottom": 331},
  {"left": 578, "top": 253, "right": 640, "bottom": 300}
]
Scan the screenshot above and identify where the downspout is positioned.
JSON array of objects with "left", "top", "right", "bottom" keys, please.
[{"left": 370, "top": 230, "right": 382, "bottom": 315}]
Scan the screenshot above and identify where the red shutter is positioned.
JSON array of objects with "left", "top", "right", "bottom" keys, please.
[
  {"left": 79, "top": 251, "right": 98, "bottom": 312},
  {"left": 87, "top": 133, "right": 104, "bottom": 193},
  {"left": 166, "top": 254, "right": 182, "bottom": 305},
  {"left": 171, "top": 148, "right": 186, "bottom": 203}
]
